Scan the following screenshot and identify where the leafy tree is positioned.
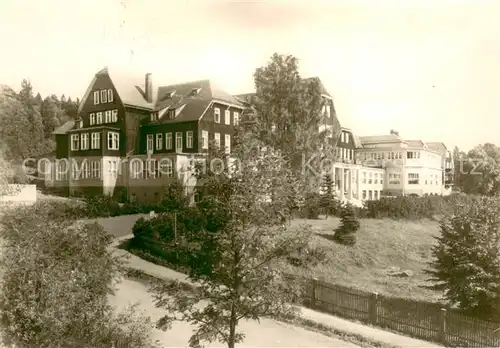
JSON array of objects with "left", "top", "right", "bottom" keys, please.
[
  {"left": 0, "top": 145, "right": 14, "bottom": 196},
  {"left": 426, "top": 196, "right": 500, "bottom": 319},
  {"left": 457, "top": 144, "right": 500, "bottom": 196},
  {"left": 41, "top": 96, "right": 65, "bottom": 136},
  {"left": 253, "top": 53, "right": 341, "bottom": 191},
  {"left": 0, "top": 201, "right": 160, "bottom": 348},
  {"left": 151, "top": 128, "right": 312, "bottom": 348},
  {"left": 333, "top": 203, "right": 359, "bottom": 245}
]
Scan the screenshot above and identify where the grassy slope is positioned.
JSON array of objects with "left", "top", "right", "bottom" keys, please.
[{"left": 283, "top": 217, "right": 443, "bottom": 303}]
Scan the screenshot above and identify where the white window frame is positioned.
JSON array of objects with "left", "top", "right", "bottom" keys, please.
[
  {"left": 111, "top": 109, "right": 118, "bottom": 122},
  {"left": 225, "top": 134, "right": 231, "bottom": 153},
  {"left": 107, "top": 89, "right": 113, "bottom": 102},
  {"left": 186, "top": 131, "right": 193, "bottom": 148},
  {"left": 104, "top": 110, "right": 111, "bottom": 123},
  {"left": 93, "top": 91, "right": 99, "bottom": 105},
  {"left": 160, "top": 158, "right": 173, "bottom": 177},
  {"left": 91, "top": 132, "right": 100, "bottom": 149},
  {"left": 233, "top": 112, "right": 239, "bottom": 126},
  {"left": 325, "top": 105, "right": 331, "bottom": 118},
  {"left": 131, "top": 160, "right": 142, "bottom": 180},
  {"left": 225, "top": 110, "right": 230, "bottom": 125},
  {"left": 70, "top": 134, "right": 79, "bottom": 151},
  {"left": 108, "top": 160, "right": 118, "bottom": 179},
  {"left": 107, "top": 132, "right": 119, "bottom": 150},
  {"left": 214, "top": 108, "right": 220, "bottom": 123},
  {"left": 100, "top": 90, "right": 107, "bottom": 103},
  {"left": 165, "top": 133, "right": 172, "bottom": 149},
  {"left": 214, "top": 132, "right": 220, "bottom": 148},
  {"left": 202, "top": 130, "right": 208, "bottom": 149},
  {"left": 80, "top": 133, "right": 89, "bottom": 150},
  {"left": 91, "top": 160, "right": 101, "bottom": 179},
  {"left": 96, "top": 112, "right": 103, "bottom": 124},
  {"left": 156, "top": 133, "right": 163, "bottom": 150},
  {"left": 90, "top": 113, "right": 95, "bottom": 125},
  {"left": 175, "top": 132, "right": 183, "bottom": 151},
  {"left": 147, "top": 134, "right": 154, "bottom": 152},
  {"left": 56, "top": 162, "right": 67, "bottom": 181}
]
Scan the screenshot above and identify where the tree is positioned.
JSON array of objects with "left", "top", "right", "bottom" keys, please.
[
  {"left": 426, "top": 196, "right": 500, "bottom": 319},
  {"left": 253, "top": 53, "right": 341, "bottom": 191},
  {"left": 333, "top": 203, "right": 359, "bottom": 245},
  {"left": 457, "top": 144, "right": 500, "bottom": 196},
  {"left": 320, "top": 173, "right": 338, "bottom": 218},
  {"left": 0, "top": 145, "right": 14, "bottom": 196},
  {"left": 41, "top": 96, "right": 65, "bottom": 136},
  {"left": 151, "top": 128, "right": 313, "bottom": 348},
  {"left": 0, "top": 200, "right": 160, "bottom": 347}
]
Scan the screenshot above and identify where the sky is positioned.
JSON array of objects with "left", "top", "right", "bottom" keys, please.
[{"left": 1, "top": 0, "right": 499, "bottom": 152}]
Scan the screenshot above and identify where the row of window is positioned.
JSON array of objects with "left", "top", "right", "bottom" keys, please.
[
  {"left": 146, "top": 131, "right": 231, "bottom": 153},
  {"left": 214, "top": 108, "right": 239, "bottom": 126},
  {"left": 340, "top": 132, "right": 350, "bottom": 143},
  {"left": 56, "top": 160, "right": 102, "bottom": 180},
  {"left": 130, "top": 159, "right": 174, "bottom": 180},
  {"left": 337, "top": 147, "right": 355, "bottom": 161},
  {"left": 361, "top": 172, "right": 384, "bottom": 185},
  {"left": 94, "top": 89, "right": 114, "bottom": 105},
  {"left": 70, "top": 132, "right": 119, "bottom": 151},
  {"left": 385, "top": 173, "right": 441, "bottom": 185},
  {"left": 360, "top": 152, "right": 404, "bottom": 161},
  {"left": 90, "top": 109, "right": 118, "bottom": 125},
  {"left": 362, "top": 190, "right": 383, "bottom": 201}
]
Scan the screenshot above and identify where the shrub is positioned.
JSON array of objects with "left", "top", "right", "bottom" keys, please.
[
  {"left": 287, "top": 244, "right": 329, "bottom": 267},
  {"left": 156, "top": 180, "right": 189, "bottom": 213},
  {"left": 300, "top": 192, "right": 322, "bottom": 219},
  {"left": 333, "top": 203, "right": 360, "bottom": 245},
  {"left": 84, "top": 194, "right": 122, "bottom": 217},
  {"left": 0, "top": 202, "right": 159, "bottom": 348}
]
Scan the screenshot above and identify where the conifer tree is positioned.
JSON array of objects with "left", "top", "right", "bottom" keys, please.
[{"left": 333, "top": 203, "right": 359, "bottom": 245}]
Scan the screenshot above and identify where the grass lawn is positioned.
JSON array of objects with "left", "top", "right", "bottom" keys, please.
[{"left": 282, "top": 217, "right": 444, "bottom": 303}]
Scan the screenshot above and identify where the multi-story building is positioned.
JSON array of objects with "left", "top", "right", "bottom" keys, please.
[{"left": 48, "top": 67, "right": 245, "bottom": 203}]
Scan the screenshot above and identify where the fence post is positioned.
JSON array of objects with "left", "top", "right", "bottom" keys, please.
[
  {"left": 311, "top": 277, "right": 318, "bottom": 308},
  {"left": 438, "top": 308, "right": 447, "bottom": 344},
  {"left": 369, "top": 292, "right": 378, "bottom": 325}
]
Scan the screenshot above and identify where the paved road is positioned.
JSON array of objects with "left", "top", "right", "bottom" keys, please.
[{"left": 110, "top": 278, "right": 361, "bottom": 347}]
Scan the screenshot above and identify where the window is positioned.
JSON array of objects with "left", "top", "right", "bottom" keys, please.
[
  {"left": 186, "top": 131, "right": 193, "bottom": 148},
  {"left": 107, "top": 132, "right": 119, "bottom": 150},
  {"left": 100, "top": 90, "right": 107, "bottom": 103},
  {"left": 368, "top": 190, "right": 373, "bottom": 200},
  {"left": 156, "top": 134, "right": 163, "bottom": 150},
  {"left": 214, "top": 108, "right": 220, "bottom": 123},
  {"left": 105, "top": 110, "right": 111, "bottom": 123},
  {"left": 202, "top": 130, "right": 208, "bottom": 149},
  {"left": 70, "top": 134, "right": 79, "bottom": 151},
  {"left": 346, "top": 133, "right": 350, "bottom": 143},
  {"left": 71, "top": 162, "right": 79, "bottom": 180},
  {"left": 91, "top": 160, "right": 101, "bottom": 179},
  {"left": 111, "top": 109, "right": 118, "bottom": 122},
  {"left": 160, "top": 158, "right": 173, "bottom": 177},
  {"left": 362, "top": 172, "right": 367, "bottom": 184},
  {"left": 96, "top": 112, "right": 103, "bottom": 124},
  {"left": 234, "top": 112, "right": 240, "bottom": 126},
  {"left": 83, "top": 161, "right": 91, "bottom": 179},
  {"left": 131, "top": 160, "right": 142, "bottom": 179},
  {"left": 408, "top": 173, "right": 419, "bottom": 185},
  {"left": 80, "top": 133, "right": 89, "bottom": 150},
  {"left": 214, "top": 133, "right": 220, "bottom": 148},
  {"left": 147, "top": 134, "right": 153, "bottom": 152},
  {"left": 93, "top": 91, "right": 99, "bottom": 105},
  {"left": 165, "top": 133, "right": 172, "bottom": 149},
  {"left": 325, "top": 105, "right": 331, "bottom": 118},
  {"left": 368, "top": 172, "right": 373, "bottom": 184},
  {"left": 168, "top": 110, "right": 176, "bottom": 119},
  {"left": 225, "top": 110, "right": 230, "bottom": 125},
  {"left": 56, "top": 161, "right": 67, "bottom": 180},
  {"left": 91, "top": 132, "right": 100, "bottom": 149},
  {"left": 374, "top": 173, "right": 378, "bottom": 184},
  {"left": 341, "top": 133, "right": 345, "bottom": 142},
  {"left": 107, "top": 89, "right": 113, "bottom": 102},
  {"left": 389, "top": 173, "right": 401, "bottom": 184},
  {"left": 90, "top": 113, "right": 95, "bottom": 125},
  {"left": 175, "top": 132, "right": 182, "bottom": 151},
  {"left": 362, "top": 190, "right": 367, "bottom": 200},
  {"left": 380, "top": 176, "right": 384, "bottom": 185},
  {"left": 374, "top": 190, "right": 378, "bottom": 200},
  {"left": 108, "top": 160, "right": 118, "bottom": 179},
  {"left": 225, "top": 134, "right": 231, "bottom": 153},
  {"left": 79, "top": 120, "right": 83, "bottom": 128}
]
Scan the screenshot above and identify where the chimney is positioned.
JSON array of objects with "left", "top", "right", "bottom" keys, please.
[
  {"left": 390, "top": 129, "right": 399, "bottom": 136},
  {"left": 145, "top": 73, "right": 152, "bottom": 103}
]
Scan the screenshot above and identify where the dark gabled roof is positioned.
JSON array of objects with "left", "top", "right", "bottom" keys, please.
[{"left": 52, "top": 120, "right": 75, "bottom": 135}]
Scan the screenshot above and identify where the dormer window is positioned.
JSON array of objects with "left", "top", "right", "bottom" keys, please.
[
  {"left": 168, "top": 109, "right": 175, "bottom": 119},
  {"left": 191, "top": 87, "right": 201, "bottom": 95},
  {"left": 167, "top": 90, "right": 176, "bottom": 98}
]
